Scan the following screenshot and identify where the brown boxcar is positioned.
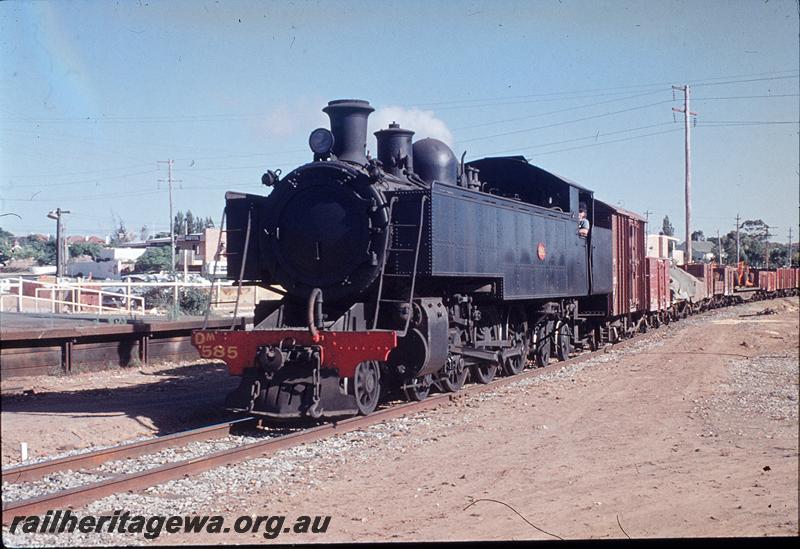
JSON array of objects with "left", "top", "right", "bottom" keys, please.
[
  {"left": 610, "top": 206, "right": 646, "bottom": 316},
  {"left": 776, "top": 267, "right": 796, "bottom": 291},
  {"left": 714, "top": 266, "right": 737, "bottom": 296},
  {"left": 682, "top": 263, "right": 714, "bottom": 297},
  {"left": 645, "top": 257, "right": 671, "bottom": 312},
  {"left": 754, "top": 269, "right": 777, "bottom": 292}
]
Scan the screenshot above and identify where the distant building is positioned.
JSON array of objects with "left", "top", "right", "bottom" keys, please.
[
  {"left": 647, "top": 234, "right": 679, "bottom": 261},
  {"left": 67, "top": 247, "right": 147, "bottom": 279},
  {"left": 676, "top": 240, "right": 717, "bottom": 263},
  {"left": 116, "top": 237, "right": 170, "bottom": 249},
  {"left": 176, "top": 228, "right": 227, "bottom": 277}
]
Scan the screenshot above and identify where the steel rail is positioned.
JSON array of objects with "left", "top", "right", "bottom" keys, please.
[{"left": 1, "top": 417, "right": 256, "bottom": 485}]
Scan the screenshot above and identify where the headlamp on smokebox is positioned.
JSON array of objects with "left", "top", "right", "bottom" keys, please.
[{"left": 309, "top": 128, "right": 335, "bottom": 158}]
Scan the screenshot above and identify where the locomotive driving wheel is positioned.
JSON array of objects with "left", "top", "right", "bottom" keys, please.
[
  {"left": 503, "top": 307, "right": 528, "bottom": 376},
  {"left": 534, "top": 321, "right": 552, "bottom": 367},
  {"left": 437, "top": 355, "right": 467, "bottom": 393},
  {"left": 555, "top": 320, "right": 571, "bottom": 362},
  {"left": 470, "top": 307, "right": 500, "bottom": 384},
  {"left": 588, "top": 326, "right": 600, "bottom": 351},
  {"left": 404, "top": 374, "right": 433, "bottom": 401},
  {"left": 437, "top": 326, "right": 469, "bottom": 392},
  {"left": 353, "top": 360, "right": 381, "bottom": 415}
]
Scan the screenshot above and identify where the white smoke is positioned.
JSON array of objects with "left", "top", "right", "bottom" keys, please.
[
  {"left": 368, "top": 106, "right": 454, "bottom": 152},
  {"left": 261, "top": 96, "right": 328, "bottom": 138}
]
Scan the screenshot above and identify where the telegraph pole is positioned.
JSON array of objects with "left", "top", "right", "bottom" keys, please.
[
  {"left": 716, "top": 229, "right": 721, "bottom": 265},
  {"left": 158, "top": 160, "right": 182, "bottom": 316},
  {"left": 157, "top": 160, "right": 182, "bottom": 273},
  {"left": 643, "top": 210, "right": 653, "bottom": 236},
  {"left": 735, "top": 213, "right": 741, "bottom": 264},
  {"left": 47, "top": 208, "right": 70, "bottom": 278},
  {"left": 673, "top": 85, "right": 697, "bottom": 264}
]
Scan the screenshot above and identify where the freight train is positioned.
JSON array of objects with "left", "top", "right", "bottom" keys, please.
[{"left": 191, "top": 98, "right": 799, "bottom": 419}]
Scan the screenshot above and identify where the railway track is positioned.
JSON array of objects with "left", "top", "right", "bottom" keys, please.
[
  {"left": 2, "top": 417, "right": 256, "bottom": 485},
  {"left": 1, "top": 330, "right": 652, "bottom": 522}
]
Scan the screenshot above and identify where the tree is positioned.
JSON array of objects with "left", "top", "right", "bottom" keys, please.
[
  {"left": 660, "top": 215, "right": 675, "bottom": 237},
  {"left": 139, "top": 225, "right": 149, "bottom": 242},
  {"left": 173, "top": 211, "right": 186, "bottom": 236},
  {"left": 184, "top": 210, "right": 207, "bottom": 233},
  {"left": 134, "top": 247, "right": 172, "bottom": 273},
  {"left": 0, "top": 227, "right": 14, "bottom": 258},
  {"left": 691, "top": 230, "right": 705, "bottom": 241},
  {"left": 738, "top": 219, "right": 769, "bottom": 267},
  {"left": 69, "top": 242, "right": 103, "bottom": 260},
  {"left": 768, "top": 245, "right": 788, "bottom": 267},
  {"left": 110, "top": 220, "right": 134, "bottom": 246},
  {"left": 719, "top": 230, "right": 738, "bottom": 264},
  {"left": 185, "top": 210, "right": 196, "bottom": 235},
  {"left": 204, "top": 216, "right": 215, "bottom": 229},
  {"left": 16, "top": 237, "right": 57, "bottom": 266},
  {"left": 0, "top": 227, "right": 15, "bottom": 267}
]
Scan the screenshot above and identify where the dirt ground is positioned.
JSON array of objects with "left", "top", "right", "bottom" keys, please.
[
  {"left": 1, "top": 360, "right": 238, "bottom": 466},
  {"left": 2, "top": 297, "right": 798, "bottom": 542},
  {"left": 182, "top": 297, "right": 799, "bottom": 542}
]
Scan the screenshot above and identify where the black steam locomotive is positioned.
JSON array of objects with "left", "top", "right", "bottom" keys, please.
[{"left": 194, "top": 99, "right": 614, "bottom": 419}]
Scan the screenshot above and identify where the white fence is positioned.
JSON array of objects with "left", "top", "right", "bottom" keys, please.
[{"left": 0, "top": 277, "right": 279, "bottom": 316}]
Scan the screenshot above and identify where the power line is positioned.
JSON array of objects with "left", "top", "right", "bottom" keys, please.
[
  {"left": 2, "top": 163, "right": 153, "bottom": 179},
  {"left": 692, "top": 93, "right": 799, "bottom": 101},
  {"left": 517, "top": 127, "right": 683, "bottom": 158},
  {"left": 459, "top": 100, "right": 675, "bottom": 144},
  {"left": 692, "top": 75, "right": 799, "bottom": 88},
  {"left": 468, "top": 124, "right": 681, "bottom": 157},
  {"left": 422, "top": 88, "right": 668, "bottom": 112},
  {"left": 2, "top": 189, "right": 165, "bottom": 202},
  {"left": 413, "top": 69, "right": 799, "bottom": 108},
  {"left": 1, "top": 169, "right": 160, "bottom": 189},
  {"left": 475, "top": 122, "right": 674, "bottom": 157},
  {"left": 453, "top": 89, "right": 667, "bottom": 131},
  {"left": 697, "top": 120, "right": 799, "bottom": 126},
  {"left": 4, "top": 72, "right": 796, "bottom": 124}
]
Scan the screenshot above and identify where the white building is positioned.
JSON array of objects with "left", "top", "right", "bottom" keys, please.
[{"left": 67, "top": 247, "right": 147, "bottom": 279}]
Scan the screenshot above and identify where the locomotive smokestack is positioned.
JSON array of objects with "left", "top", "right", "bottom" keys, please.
[
  {"left": 375, "top": 122, "right": 414, "bottom": 176},
  {"left": 322, "top": 99, "right": 374, "bottom": 165}
]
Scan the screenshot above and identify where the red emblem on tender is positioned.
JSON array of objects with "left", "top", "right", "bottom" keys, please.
[{"left": 537, "top": 242, "right": 546, "bottom": 260}]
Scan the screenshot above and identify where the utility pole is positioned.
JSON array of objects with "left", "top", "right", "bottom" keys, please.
[
  {"left": 673, "top": 85, "right": 697, "bottom": 264},
  {"left": 716, "top": 229, "right": 721, "bottom": 265},
  {"left": 643, "top": 210, "right": 653, "bottom": 236},
  {"left": 47, "top": 208, "right": 70, "bottom": 278},
  {"left": 158, "top": 160, "right": 182, "bottom": 316},
  {"left": 735, "top": 213, "right": 741, "bottom": 264},
  {"left": 788, "top": 227, "right": 793, "bottom": 267}
]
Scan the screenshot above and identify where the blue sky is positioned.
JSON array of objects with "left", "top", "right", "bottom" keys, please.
[{"left": 1, "top": 0, "right": 798, "bottom": 244}]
